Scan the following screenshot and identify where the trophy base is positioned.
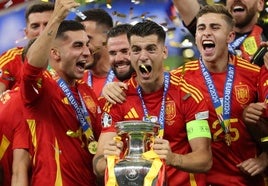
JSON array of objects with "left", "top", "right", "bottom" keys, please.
[{"left": 114, "top": 159, "right": 157, "bottom": 186}]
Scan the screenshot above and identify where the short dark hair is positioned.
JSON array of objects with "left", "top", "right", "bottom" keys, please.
[
  {"left": 197, "top": 4, "right": 235, "bottom": 28},
  {"left": 75, "top": 8, "right": 113, "bottom": 29},
  {"left": 107, "top": 24, "right": 132, "bottom": 39},
  {"left": 56, "top": 20, "right": 85, "bottom": 39},
  {"left": 25, "top": 1, "right": 54, "bottom": 22},
  {"left": 127, "top": 20, "right": 166, "bottom": 44}
]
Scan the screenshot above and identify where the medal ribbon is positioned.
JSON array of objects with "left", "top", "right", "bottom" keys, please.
[
  {"left": 137, "top": 72, "right": 170, "bottom": 137},
  {"left": 199, "top": 58, "right": 235, "bottom": 134},
  {"left": 228, "top": 34, "right": 248, "bottom": 55},
  {"left": 87, "top": 69, "right": 115, "bottom": 96},
  {"left": 58, "top": 78, "right": 94, "bottom": 140}
]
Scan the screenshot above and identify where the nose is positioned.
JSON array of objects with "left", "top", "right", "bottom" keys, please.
[
  {"left": 115, "top": 52, "right": 125, "bottom": 62},
  {"left": 139, "top": 49, "right": 149, "bottom": 61},
  {"left": 203, "top": 28, "right": 212, "bottom": 37},
  {"left": 83, "top": 46, "right": 91, "bottom": 56},
  {"left": 38, "top": 24, "right": 47, "bottom": 36}
]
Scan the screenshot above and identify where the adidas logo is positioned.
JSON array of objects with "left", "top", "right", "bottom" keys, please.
[{"left": 124, "top": 108, "right": 139, "bottom": 119}]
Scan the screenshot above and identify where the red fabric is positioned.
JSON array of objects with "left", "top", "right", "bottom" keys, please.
[
  {"left": 0, "top": 47, "right": 23, "bottom": 90},
  {"left": 102, "top": 72, "right": 209, "bottom": 186},
  {"left": 20, "top": 61, "right": 102, "bottom": 186},
  {"left": 172, "top": 55, "right": 264, "bottom": 186},
  {"left": 0, "top": 89, "right": 30, "bottom": 186},
  {"left": 83, "top": 70, "right": 118, "bottom": 97}
]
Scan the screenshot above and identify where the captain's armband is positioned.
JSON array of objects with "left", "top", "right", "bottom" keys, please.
[{"left": 186, "top": 120, "right": 211, "bottom": 140}]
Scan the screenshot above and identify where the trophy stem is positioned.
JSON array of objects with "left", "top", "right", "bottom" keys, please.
[{"left": 125, "top": 132, "right": 147, "bottom": 159}]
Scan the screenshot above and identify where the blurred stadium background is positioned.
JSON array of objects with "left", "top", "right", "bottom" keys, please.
[{"left": 0, "top": 0, "right": 267, "bottom": 70}]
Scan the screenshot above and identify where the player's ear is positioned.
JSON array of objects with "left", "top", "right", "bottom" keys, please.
[{"left": 51, "top": 48, "right": 61, "bottom": 61}]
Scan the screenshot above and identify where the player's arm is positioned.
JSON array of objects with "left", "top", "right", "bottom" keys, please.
[
  {"left": 11, "top": 149, "right": 30, "bottom": 186},
  {"left": 93, "top": 131, "right": 122, "bottom": 177},
  {"left": 26, "top": 0, "right": 79, "bottom": 68},
  {"left": 0, "top": 82, "right": 6, "bottom": 94},
  {"left": 153, "top": 120, "right": 212, "bottom": 173},
  {"left": 172, "top": 0, "right": 200, "bottom": 26}
]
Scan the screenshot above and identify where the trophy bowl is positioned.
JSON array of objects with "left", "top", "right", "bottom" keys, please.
[{"left": 114, "top": 120, "right": 160, "bottom": 186}]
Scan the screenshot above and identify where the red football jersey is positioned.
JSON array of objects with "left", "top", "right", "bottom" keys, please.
[
  {"left": 20, "top": 62, "right": 102, "bottom": 186},
  {"left": 102, "top": 73, "right": 209, "bottom": 186},
  {"left": 0, "top": 47, "right": 24, "bottom": 90},
  {"left": 83, "top": 70, "right": 118, "bottom": 97},
  {"left": 0, "top": 89, "right": 31, "bottom": 186},
  {"left": 172, "top": 55, "right": 263, "bottom": 186}
]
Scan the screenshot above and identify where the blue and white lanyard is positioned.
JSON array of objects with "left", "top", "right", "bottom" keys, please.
[
  {"left": 58, "top": 78, "right": 93, "bottom": 135},
  {"left": 199, "top": 58, "right": 235, "bottom": 133},
  {"left": 137, "top": 72, "right": 170, "bottom": 130}
]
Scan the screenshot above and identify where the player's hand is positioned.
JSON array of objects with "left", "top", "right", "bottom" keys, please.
[
  {"left": 243, "top": 102, "right": 266, "bottom": 124},
  {"left": 152, "top": 137, "right": 173, "bottom": 164},
  {"left": 102, "top": 82, "right": 127, "bottom": 104},
  {"left": 52, "top": 0, "right": 80, "bottom": 22},
  {"left": 237, "top": 152, "right": 268, "bottom": 176},
  {"left": 103, "top": 138, "right": 123, "bottom": 158}
]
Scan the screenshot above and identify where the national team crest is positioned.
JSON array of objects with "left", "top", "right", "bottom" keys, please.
[
  {"left": 165, "top": 100, "right": 176, "bottom": 121},
  {"left": 235, "top": 84, "right": 249, "bottom": 104},
  {"left": 83, "top": 95, "right": 96, "bottom": 114}
]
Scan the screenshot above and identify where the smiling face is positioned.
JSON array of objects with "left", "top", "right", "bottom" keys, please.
[
  {"left": 130, "top": 34, "right": 167, "bottom": 92},
  {"left": 107, "top": 34, "right": 134, "bottom": 81},
  {"left": 52, "top": 30, "right": 90, "bottom": 85},
  {"left": 226, "top": 0, "right": 264, "bottom": 30},
  {"left": 195, "top": 13, "right": 235, "bottom": 65}
]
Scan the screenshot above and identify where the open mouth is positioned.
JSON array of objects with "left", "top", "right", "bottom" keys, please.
[
  {"left": 202, "top": 41, "right": 215, "bottom": 50},
  {"left": 139, "top": 64, "right": 152, "bottom": 74},
  {"left": 76, "top": 61, "right": 86, "bottom": 70},
  {"left": 233, "top": 6, "right": 245, "bottom": 12},
  {"left": 231, "top": 3, "right": 246, "bottom": 13}
]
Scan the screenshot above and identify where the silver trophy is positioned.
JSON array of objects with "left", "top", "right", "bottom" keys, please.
[{"left": 114, "top": 120, "right": 161, "bottom": 186}]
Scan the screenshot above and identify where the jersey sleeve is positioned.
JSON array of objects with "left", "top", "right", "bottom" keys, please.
[
  {"left": 20, "top": 61, "right": 45, "bottom": 105},
  {"left": 0, "top": 47, "right": 23, "bottom": 90}
]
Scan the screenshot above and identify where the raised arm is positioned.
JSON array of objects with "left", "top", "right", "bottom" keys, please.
[
  {"left": 172, "top": 0, "right": 200, "bottom": 26},
  {"left": 26, "top": 0, "right": 79, "bottom": 68}
]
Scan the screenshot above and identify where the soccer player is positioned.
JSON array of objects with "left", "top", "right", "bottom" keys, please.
[
  {"left": 172, "top": 0, "right": 267, "bottom": 65},
  {"left": 101, "top": 24, "right": 135, "bottom": 104},
  {"left": 0, "top": 88, "right": 31, "bottom": 186},
  {"left": 171, "top": 4, "right": 267, "bottom": 185},
  {"left": 0, "top": 1, "right": 54, "bottom": 93},
  {"left": 20, "top": 0, "right": 102, "bottom": 185},
  {"left": 93, "top": 20, "right": 212, "bottom": 186},
  {"left": 75, "top": 9, "right": 117, "bottom": 97}
]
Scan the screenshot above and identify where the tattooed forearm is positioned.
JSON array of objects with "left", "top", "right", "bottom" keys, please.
[{"left": 47, "top": 30, "right": 53, "bottom": 36}]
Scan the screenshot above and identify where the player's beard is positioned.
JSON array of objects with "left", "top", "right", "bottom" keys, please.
[
  {"left": 234, "top": 6, "right": 257, "bottom": 29},
  {"left": 112, "top": 65, "right": 135, "bottom": 82}
]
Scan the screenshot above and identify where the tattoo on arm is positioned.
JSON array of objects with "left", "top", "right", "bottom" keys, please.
[{"left": 47, "top": 31, "right": 53, "bottom": 36}]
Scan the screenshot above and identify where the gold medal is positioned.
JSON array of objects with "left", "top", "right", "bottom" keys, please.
[
  {"left": 88, "top": 141, "right": 98, "bottom": 154},
  {"left": 225, "top": 133, "right": 231, "bottom": 146}
]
